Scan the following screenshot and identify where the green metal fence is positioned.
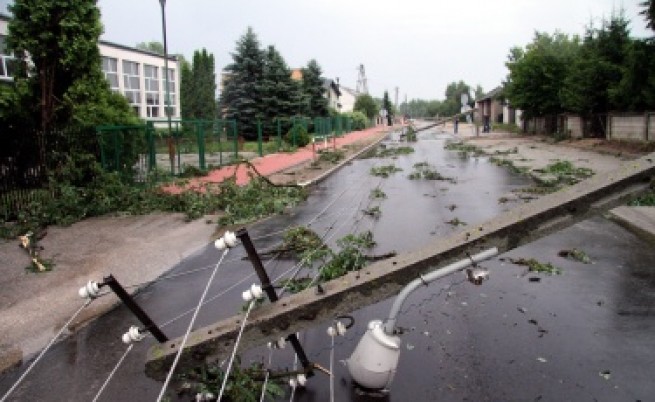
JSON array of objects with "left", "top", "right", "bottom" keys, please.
[{"left": 96, "top": 116, "right": 356, "bottom": 178}]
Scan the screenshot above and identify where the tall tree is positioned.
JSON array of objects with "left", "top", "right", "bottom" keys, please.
[
  {"left": 179, "top": 57, "right": 193, "bottom": 120},
  {"left": 135, "top": 41, "right": 165, "bottom": 55},
  {"left": 561, "top": 14, "right": 630, "bottom": 116},
  {"left": 220, "top": 27, "right": 265, "bottom": 139},
  {"left": 504, "top": 32, "right": 579, "bottom": 119},
  {"left": 7, "top": 0, "right": 136, "bottom": 132},
  {"left": 260, "top": 45, "right": 301, "bottom": 130},
  {"left": 641, "top": 0, "right": 655, "bottom": 31},
  {"left": 382, "top": 91, "right": 393, "bottom": 125},
  {"left": 609, "top": 38, "right": 655, "bottom": 111},
  {"left": 353, "top": 93, "right": 378, "bottom": 119},
  {"left": 301, "top": 59, "right": 328, "bottom": 117},
  {"left": 190, "top": 48, "right": 217, "bottom": 120},
  {"left": 440, "top": 80, "right": 474, "bottom": 116}
]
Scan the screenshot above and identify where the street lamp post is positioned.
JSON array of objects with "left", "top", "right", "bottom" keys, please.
[{"left": 159, "top": 0, "right": 174, "bottom": 174}]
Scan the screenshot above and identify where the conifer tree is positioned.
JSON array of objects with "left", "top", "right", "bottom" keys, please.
[
  {"left": 301, "top": 59, "right": 328, "bottom": 117},
  {"left": 260, "top": 45, "right": 301, "bottom": 134},
  {"left": 220, "top": 27, "right": 265, "bottom": 139}
]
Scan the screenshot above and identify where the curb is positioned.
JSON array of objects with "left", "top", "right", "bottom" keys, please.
[
  {"left": 607, "top": 206, "right": 655, "bottom": 245},
  {"left": 299, "top": 130, "right": 391, "bottom": 188}
]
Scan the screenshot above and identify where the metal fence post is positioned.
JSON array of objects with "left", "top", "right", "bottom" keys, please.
[
  {"left": 257, "top": 121, "right": 263, "bottom": 157},
  {"left": 276, "top": 118, "right": 282, "bottom": 151},
  {"left": 146, "top": 121, "right": 156, "bottom": 171},
  {"left": 197, "top": 121, "right": 206, "bottom": 170},
  {"left": 231, "top": 120, "right": 238, "bottom": 160}
]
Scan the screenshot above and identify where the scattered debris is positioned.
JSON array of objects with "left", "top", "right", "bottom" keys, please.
[
  {"left": 370, "top": 164, "right": 403, "bottom": 178},
  {"left": 369, "top": 188, "right": 387, "bottom": 199},
  {"left": 445, "top": 217, "right": 467, "bottom": 226},
  {"left": 446, "top": 204, "right": 457, "bottom": 211},
  {"left": 363, "top": 206, "right": 382, "bottom": 218},
  {"left": 444, "top": 142, "right": 484, "bottom": 156},
  {"left": 558, "top": 248, "right": 591, "bottom": 264},
  {"left": 510, "top": 258, "right": 562, "bottom": 275},
  {"left": 537, "top": 357, "right": 548, "bottom": 363},
  {"left": 19, "top": 231, "right": 54, "bottom": 273},
  {"left": 599, "top": 370, "right": 611, "bottom": 380},
  {"left": 408, "top": 163, "right": 456, "bottom": 182},
  {"left": 518, "top": 307, "right": 528, "bottom": 314}
]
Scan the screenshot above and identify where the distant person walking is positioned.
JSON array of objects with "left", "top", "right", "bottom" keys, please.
[{"left": 454, "top": 118, "right": 459, "bottom": 134}]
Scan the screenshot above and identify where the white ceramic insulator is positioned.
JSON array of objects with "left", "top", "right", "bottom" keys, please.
[
  {"left": 297, "top": 374, "right": 307, "bottom": 387},
  {"left": 78, "top": 281, "right": 101, "bottom": 299},
  {"left": 242, "top": 284, "right": 264, "bottom": 302},
  {"left": 214, "top": 237, "right": 227, "bottom": 250},
  {"left": 242, "top": 289, "right": 253, "bottom": 302},
  {"left": 224, "top": 231, "right": 237, "bottom": 248},
  {"left": 250, "top": 284, "right": 263, "bottom": 300},
  {"left": 289, "top": 378, "right": 298, "bottom": 388},
  {"left": 277, "top": 337, "right": 286, "bottom": 349},
  {"left": 121, "top": 326, "right": 145, "bottom": 344},
  {"left": 327, "top": 326, "right": 337, "bottom": 337},
  {"left": 336, "top": 321, "right": 347, "bottom": 336},
  {"left": 195, "top": 392, "right": 215, "bottom": 401}
]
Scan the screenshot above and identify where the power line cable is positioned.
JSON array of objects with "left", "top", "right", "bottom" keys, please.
[
  {"left": 1, "top": 299, "right": 92, "bottom": 402},
  {"left": 90, "top": 344, "right": 134, "bottom": 402},
  {"left": 156, "top": 248, "right": 229, "bottom": 402}
]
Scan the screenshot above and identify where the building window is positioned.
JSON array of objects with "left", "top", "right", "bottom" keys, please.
[
  {"left": 122, "top": 60, "right": 141, "bottom": 116},
  {"left": 144, "top": 64, "right": 160, "bottom": 118},
  {"left": 162, "top": 67, "right": 176, "bottom": 117},
  {"left": 101, "top": 56, "right": 119, "bottom": 91},
  {"left": 0, "top": 34, "right": 17, "bottom": 81}
]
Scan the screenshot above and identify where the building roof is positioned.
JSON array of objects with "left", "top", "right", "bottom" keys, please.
[
  {"left": 99, "top": 39, "right": 177, "bottom": 61},
  {"left": 476, "top": 86, "right": 504, "bottom": 102},
  {"left": 321, "top": 78, "right": 341, "bottom": 96},
  {"left": 1, "top": 12, "right": 175, "bottom": 62}
]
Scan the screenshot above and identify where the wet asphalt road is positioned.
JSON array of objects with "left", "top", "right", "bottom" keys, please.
[{"left": 1, "top": 128, "right": 654, "bottom": 401}]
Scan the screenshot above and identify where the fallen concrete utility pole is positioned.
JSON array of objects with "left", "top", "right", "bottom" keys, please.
[
  {"left": 415, "top": 108, "right": 478, "bottom": 132},
  {"left": 146, "top": 152, "right": 655, "bottom": 381}
]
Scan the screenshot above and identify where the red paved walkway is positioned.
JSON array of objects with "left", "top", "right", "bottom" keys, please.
[{"left": 166, "top": 126, "right": 388, "bottom": 193}]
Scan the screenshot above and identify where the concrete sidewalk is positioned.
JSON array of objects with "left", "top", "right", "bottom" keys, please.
[
  {"left": 608, "top": 205, "right": 655, "bottom": 244},
  {"left": 168, "top": 126, "right": 387, "bottom": 191}
]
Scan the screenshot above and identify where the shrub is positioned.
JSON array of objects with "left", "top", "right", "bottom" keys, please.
[
  {"left": 343, "top": 111, "right": 368, "bottom": 130},
  {"left": 285, "top": 124, "right": 311, "bottom": 147}
]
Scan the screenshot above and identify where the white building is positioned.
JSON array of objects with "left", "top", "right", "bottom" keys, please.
[
  {"left": 339, "top": 86, "right": 357, "bottom": 113},
  {"left": 0, "top": 13, "right": 180, "bottom": 121}
]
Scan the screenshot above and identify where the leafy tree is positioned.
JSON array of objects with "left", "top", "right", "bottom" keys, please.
[
  {"left": 353, "top": 93, "right": 378, "bottom": 119},
  {"left": 504, "top": 32, "right": 579, "bottom": 119},
  {"left": 641, "top": 0, "right": 655, "bottom": 31},
  {"left": 474, "top": 85, "right": 485, "bottom": 101},
  {"left": 6, "top": 0, "right": 136, "bottom": 132},
  {"left": 135, "top": 41, "right": 165, "bottom": 55},
  {"left": 301, "top": 59, "right": 328, "bottom": 117},
  {"left": 442, "top": 80, "right": 473, "bottom": 116},
  {"left": 561, "top": 14, "right": 630, "bottom": 117},
  {"left": 220, "top": 27, "right": 265, "bottom": 139},
  {"left": 609, "top": 38, "right": 655, "bottom": 111},
  {"left": 260, "top": 45, "right": 301, "bottom": 133},
  {"left": 382, "top": 90, "right": 393, "bottom": 125}
]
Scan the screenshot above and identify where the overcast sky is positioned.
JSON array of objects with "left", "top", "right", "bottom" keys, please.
[{"left": 1, "top": 0, "right": 651, "bottom": 101}]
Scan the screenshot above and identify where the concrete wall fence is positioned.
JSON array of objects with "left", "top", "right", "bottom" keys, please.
[
  {"left": 607, "top": 112, "right": 654, "bottom": 142},
  {"left": 522, "top": 112, "right": 654, "bottom": 142}
]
